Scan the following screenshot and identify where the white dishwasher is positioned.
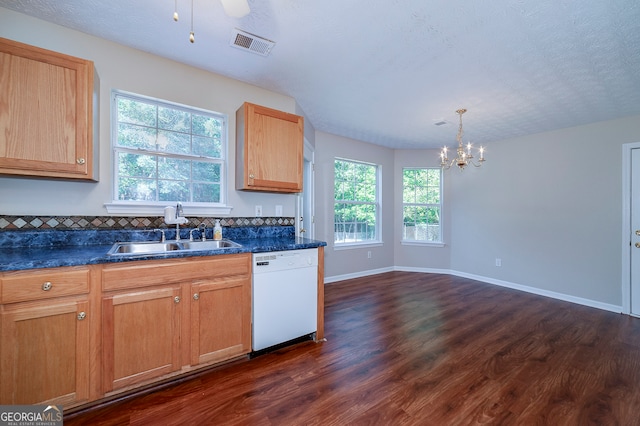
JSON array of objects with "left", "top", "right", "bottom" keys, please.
[{"left": 252, "top": 248, "right": 318, "bottom": 351}]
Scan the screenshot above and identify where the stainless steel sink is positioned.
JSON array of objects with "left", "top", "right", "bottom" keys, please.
[
  {"left": 107, "top": 239, "right": 242, "bottom": 256},
  {"left": 107, "top": 241, "right": 185, "bottom": 255},
  {"left": 182, "top": 240, "right": 242, "bottom": 251}
]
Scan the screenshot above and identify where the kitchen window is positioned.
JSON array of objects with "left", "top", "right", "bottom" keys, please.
[
  {"left": 402, "top": 167, "right": 442, "bottom": 244},
  {"left": 334, "top": 158, "right": 381, "bottom": 246},
  {"left": 106, "top": 91, "right": 231, "bottom": 215}
]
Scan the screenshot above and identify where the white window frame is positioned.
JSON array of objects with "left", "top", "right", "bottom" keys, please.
[
  {"left": 401, "top": 167, "right": 444, "bottom": 247},
  {"left": 105, "top": 90, "right": 232, "bottom": 216},
  {"left": 333, "top": 158, "right": 382, "bottom": 248}
]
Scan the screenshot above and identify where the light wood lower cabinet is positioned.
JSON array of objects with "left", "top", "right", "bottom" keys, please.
[
  {"left": 0, "top": 265, "right": 99, "bottom": 408},
  {"left": 101, "top": 254, "right": 251, "bottom": 394},
  {"left": 190, "top": 276, "right": 251, "bottom": 366},
  {"left": 101, "top": 285, "right": 183, "bottom": 393}
]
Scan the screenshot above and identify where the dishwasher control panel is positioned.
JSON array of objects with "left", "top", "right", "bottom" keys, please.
[{"left": 252, "top": 249, "right": 318, "bottom": 273}]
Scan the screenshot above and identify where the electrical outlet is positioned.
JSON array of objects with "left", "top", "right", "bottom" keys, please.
[
  {"left": 367, "top": 251, "right": 372, "bottom": 259},
  {"left": 255, "top": 205, "right": 263, "bottom": 217},
  {"left": 275, "top": 205, "right": 283, "bottom": 217},
  {"left": 495, "top": 258, "right": 502, "bottom": 267}
]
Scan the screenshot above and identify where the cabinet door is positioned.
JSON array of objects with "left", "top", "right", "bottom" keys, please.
[
  {"left": 237, "top": 102, "right": 303, "bottom": 193},
  {"left": 0, "top": 37, "right": 95, "bottom": 180},
  {"left": 102, "top": 286, "right": 182, "bottom": 393},
  {"left": 0, "top": 297, "right": 90, "bottom": 407},
  {"left": 190, "top": 277, "right": 251, "bottom": 366}
]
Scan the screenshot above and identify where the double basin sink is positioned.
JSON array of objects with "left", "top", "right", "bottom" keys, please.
[{"left": 107, "top": 239, "right": 242, "bottom": 256}]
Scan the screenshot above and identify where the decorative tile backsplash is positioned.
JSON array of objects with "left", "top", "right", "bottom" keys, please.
[{"left": 0, "top": 215, "right": 294, "bottom": 231}]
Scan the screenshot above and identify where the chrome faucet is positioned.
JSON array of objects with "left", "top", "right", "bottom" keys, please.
[
  {"left": 163, "top": 202, "right": 188, "bottom": 241},
  {"left": 175, "top": 203, "right": 183, "bottom": 241},
  {"left": 198, "top": 223, "right": 207, "bottom": 241}
]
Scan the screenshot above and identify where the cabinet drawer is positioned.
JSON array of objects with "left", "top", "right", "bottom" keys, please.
[
  {"left": 102, "top": 254, "right": 251, "bottom": 292},
  {"left": 1, "top": 266, "right": 91, "bottom": 304}
]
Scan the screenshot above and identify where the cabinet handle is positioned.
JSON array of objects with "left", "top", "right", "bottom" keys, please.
[
  {"left": 77, "top": 311, "right": 86, "bottom": 321},
  {"left": 193, "top": 293, "right": 199, "bottom": 301},
  {"left": 174, "top": 296, "right": 181, "bottom": 304},
  {"left": 42, "top": 281, "right": 52, "bottom": 291},
  {"left": 636, "top": 242, "right": 640, "bottom": 249},
  {"left": 76, "top": 158, "right": 86, "bottom": 165},
  {"left": 249, "top": 173, "right": 255, "bottom": 179}
]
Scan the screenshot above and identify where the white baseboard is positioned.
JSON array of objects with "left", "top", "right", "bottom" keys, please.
[
  {"left": 325, "top": 266, "right": 623, "bottom": 314},
  {"left": 324, "top": 266, "right": 394, "bottom": 284}
]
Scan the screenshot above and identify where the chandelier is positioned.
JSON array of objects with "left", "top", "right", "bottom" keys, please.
[
  {"left": 440, "top": 108, "right": 485, "bottom": 170},
  {"left": 173, "top": 0, "right": 251, "bottom": 43}
]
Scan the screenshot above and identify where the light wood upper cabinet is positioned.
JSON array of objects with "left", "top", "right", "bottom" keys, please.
[
  {"left": 0, "top": 265, "right": 98, "bottom": 408},
  {"left": 0, "top": 37, "right": 98, "bottom": 181},
  {"left": 236, "top": 102, "right": 304, "bottom": 193}
]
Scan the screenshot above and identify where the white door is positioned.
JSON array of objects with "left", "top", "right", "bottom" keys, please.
[{"left": 631, "top": 148, "right": 640, "bottom": 315}]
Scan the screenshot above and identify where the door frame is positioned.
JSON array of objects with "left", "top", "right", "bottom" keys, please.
[
  {"left": 296, "top": 138, "right": 315, "bottom": 238},
  {"left": 621, "top": 142, "right": 640, "bottom": 315}
]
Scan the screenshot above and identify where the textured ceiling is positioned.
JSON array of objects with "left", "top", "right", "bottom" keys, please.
[{"left": 1, "top": 0, "right": 640, "bottom": 149}]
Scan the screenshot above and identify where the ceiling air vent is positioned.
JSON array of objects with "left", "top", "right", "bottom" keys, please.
[{"left": 230, "top": 29, "right": 275, "bottom": 57}]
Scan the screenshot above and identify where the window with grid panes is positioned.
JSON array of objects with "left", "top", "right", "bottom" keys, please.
[
  {"left": 402, "top": 167, "right": 442, "bottom": 243},
  {"left": 334, "top": 158, "right": 380, "bottom": 245},
  {"left": 112, "top": 91, "right": 227, "bottom": 207}
]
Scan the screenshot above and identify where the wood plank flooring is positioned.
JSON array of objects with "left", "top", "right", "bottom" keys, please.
[{"left": 65, "top": 272, "right": 640, "bottom": 425}]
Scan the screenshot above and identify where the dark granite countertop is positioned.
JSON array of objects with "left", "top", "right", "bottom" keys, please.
[{"left": 0, "top": 227, "right": 326, "bottom": 272}]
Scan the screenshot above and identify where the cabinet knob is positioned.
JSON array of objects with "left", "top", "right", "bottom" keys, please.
[
  {"left": 249, "top": 173, "right": 255, "bottom": 179},
  {"left": 636, "top": 242, "right": 640, "bottom": 249},
  {"left": 42, "top": 281, "right": 52, "bottom": 291},
  {"left": 193, "top": 293, "right": 199, "bottom": 301},
  {"left": 77, "top": 311, "right": 86, "bottom": 321},
  {"left": 174, "top": 296, "right": 181, "bottom": 304},
  {"left": 76, "top": 158, "right": 86, "bottom": 165}
]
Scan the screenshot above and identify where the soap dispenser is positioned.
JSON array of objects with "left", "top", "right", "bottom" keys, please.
[{"left": 213, "top": 219, "right": 222, "bottom": 241}]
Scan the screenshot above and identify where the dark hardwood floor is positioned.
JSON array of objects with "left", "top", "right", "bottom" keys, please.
[{"left": 65, "top": 272, "right": 640, "bottom": 425}]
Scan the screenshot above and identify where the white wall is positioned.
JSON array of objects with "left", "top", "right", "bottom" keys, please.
[
  {"left": 449, "top": 115, "right": 640, "bottom": 306},
  {"left": 314, "top": 131, "right": 395, "bottom": 279},
  {"left": 0, "top": 9, "right": 300, "bottom": 218}
]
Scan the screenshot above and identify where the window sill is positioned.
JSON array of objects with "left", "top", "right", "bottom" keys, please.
[
  {"left": 104, "top": 202, "right": 233, "bottom": 216},
  {"left": 334, "top": 241, "right": 383, "bottom": 251},
  {"left": 401, "top": 240, "right": 445, "bottom": 248}
]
